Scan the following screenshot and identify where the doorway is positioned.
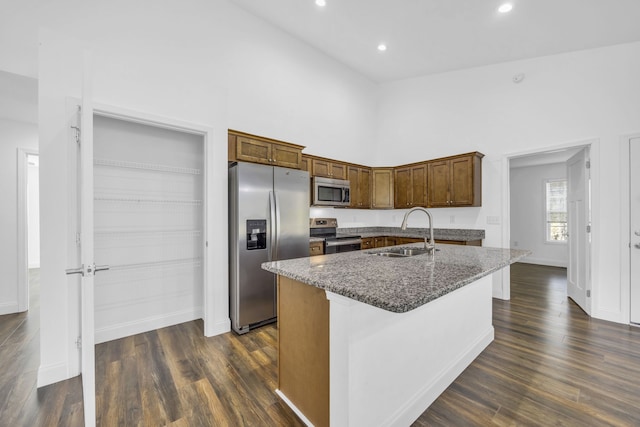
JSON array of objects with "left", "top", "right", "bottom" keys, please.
[
  {"left": 91, "top": 113, "right": 207, "bottom": 344},
  {"left": 504, "top": 141, "right": 594, "bottom": 314}
]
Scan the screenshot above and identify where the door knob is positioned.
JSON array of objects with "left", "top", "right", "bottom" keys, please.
[
  {"left": 65, "top": 265, "right": 84, "bottom": 276},
  {"left": 635, "top": 231, "right": 640, "bottom": 236},
  {"left": 635, "top": 243, "right": 640, "bottom": 249}
]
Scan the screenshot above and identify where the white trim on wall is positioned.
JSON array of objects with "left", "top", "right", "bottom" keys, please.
[
  {"left": 619, "top": 133, "right": 640, "bottom": 325},
  {"left": 16, "top": 147, "right": 38, "bottom": 313}
]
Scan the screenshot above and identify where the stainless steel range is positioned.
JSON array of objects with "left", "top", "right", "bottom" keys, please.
[{"left": 310, "top": 218, "right": 362, "bottom": 254}]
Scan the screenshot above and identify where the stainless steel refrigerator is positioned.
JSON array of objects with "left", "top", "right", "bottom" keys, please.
[{"left": 229, "top": 162, "right": 310, "bottom": 334}]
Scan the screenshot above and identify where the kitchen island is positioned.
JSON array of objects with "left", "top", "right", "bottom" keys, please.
[{"left": 262, "top": 244, "right": 529, "bottom": 427}]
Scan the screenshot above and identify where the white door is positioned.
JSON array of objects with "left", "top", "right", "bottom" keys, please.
[
  {"left": 630, "top": 138, "right": 640, "bottom": 324},
  {"left": 65, "top": 54, "right": 101, "bottom": 427},
  {"left": 566, "top": 148, "right": 591, "bottom": 314}
]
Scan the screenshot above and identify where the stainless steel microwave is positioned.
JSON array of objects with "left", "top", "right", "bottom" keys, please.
[{"left": 312, "top": 176, "right": 351, "bottom": 207}]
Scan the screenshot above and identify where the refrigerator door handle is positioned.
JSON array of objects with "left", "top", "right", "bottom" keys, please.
[
  {"left": 274, "top": 191, "right": 281, "bottom": 260},
  {"left": 269, "top": 190, "right": 278, "bottom": 261}
]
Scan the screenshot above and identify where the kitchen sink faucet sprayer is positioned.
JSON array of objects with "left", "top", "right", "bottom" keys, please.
[{"left": 400, "top": 207, "right": 435, "bottom": 254}]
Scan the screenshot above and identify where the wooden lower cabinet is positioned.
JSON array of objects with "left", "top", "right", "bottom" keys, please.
[
  {"left": 374, "top": 236, "right": 387, "bottom": 248},
  {"left": 310, "top": 241, "right": 324, "bottom": 256},
  {"left": 368, "top": 236, "right": 482, "bottom": 247},
  {"left": 278, "top": 276, "right": 329, "bottom": 427},
  {"left": 360, "top": 237, "right": 374, "bottom": 250},
  {"left": 435, "top": 239, "right": 482, "bottom": 246}
]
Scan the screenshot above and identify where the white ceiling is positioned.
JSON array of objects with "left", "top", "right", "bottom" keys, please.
[{"left": 231, "top": 0, "right": 640, "bottom": 83}]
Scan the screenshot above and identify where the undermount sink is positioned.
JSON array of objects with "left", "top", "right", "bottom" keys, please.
[{"left": 368, "top": 247, "right": 437, "bottom": 257}]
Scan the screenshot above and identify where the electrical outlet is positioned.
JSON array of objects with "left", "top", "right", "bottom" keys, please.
[
  {"left": 486, "top": 216, "right": 501, "bottom": 225},
  {"left": 449, "top": 215, "right": 455, "bottom": 224},
  {"left": 513, "top": 241, "right": 518, "bottom": 247}
]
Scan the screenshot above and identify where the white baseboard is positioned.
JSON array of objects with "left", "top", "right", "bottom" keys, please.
[
  {"left": 592, "top": 308, "right": 627, "bottom": 325},
  {"left": 519, "top": 257, "right": 567, "bottom": 268},
  {"left": 204, "top": 318, "right": 231, "bottom": 337},
  {"left": 276, "top": 389, "right": 315, "bottom": 427},
  {"left": 0, "top": 301, "right": 19, "bottom": 315},
  {"left": 383, "top": 327, "right": 495, "bottom": 427},
  {"left": 95, "top": 307, "right": 203, "bottom": 344},
  {"left": 37, "top": 361, "right": 73, "bottom": 388}
]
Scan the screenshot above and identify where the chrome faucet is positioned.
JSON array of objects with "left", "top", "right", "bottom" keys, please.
[{"left": 400, "top": 207, "right": 435, "bottom": 254}]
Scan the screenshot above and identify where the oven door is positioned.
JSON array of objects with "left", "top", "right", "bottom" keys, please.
[{"left": 325, "top": 238, "right": 362, "bottom": 254}]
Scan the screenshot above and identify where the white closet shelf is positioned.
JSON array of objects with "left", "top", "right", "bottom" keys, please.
[
  {"left": 94, "top": 158, "right": 201, "bottom": 175},
  {"left": 94, "top": 229, "right": 202, "bottom": 238},
  {"left": 94, "top": 196, "right": 202, "bottom": 205},
  {"left": 106, "top": 257, "right": 202, "bottom": 272}
]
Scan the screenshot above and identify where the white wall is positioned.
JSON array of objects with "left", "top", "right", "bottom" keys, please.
[
  {"left": 33, "top": 0, "right": 377, "bottom": 386},
  {"left": 510, "top": 163, "right": 568, "bottom": 268},
  {"left": 0, "top": 71, "right": 38, "bottom": 314},
  {"left": 0, "top": 118, "right": 38, "bottom": 314},
  {"left": 375, "top": 41, "right": 640, "bottom": 323}
]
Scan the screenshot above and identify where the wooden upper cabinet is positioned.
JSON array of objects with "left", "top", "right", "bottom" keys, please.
[
  {"left": 394, "top": 163, "right": 427, "bottom": 208},
  {"left": 427, "top": 152, "right": 483, "bottom": 207},
  {"left": 301, "top": 155, "right": 312, "bottom": 173},
  {"left": 312, "top": 158, "right": 347, "bottom": 180},
  {"left": 371, "top": 168, "right": 394, "bottom": 209},
  {"left": 228, "top": 130, "right": 304, "bottom": 169},
  {"left": 348, "top": 166, "right": 371, "bottom": 209}
]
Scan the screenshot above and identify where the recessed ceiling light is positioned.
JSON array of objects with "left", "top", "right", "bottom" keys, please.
[
  {"left": 498, "top": 3, "right": 513, "bottom": 13},
  {"left": 377, "top": 44, "right": 387, "bottom": 52},
  {"left": 315, "top": 0, "right": 326, "bottom": 7}
]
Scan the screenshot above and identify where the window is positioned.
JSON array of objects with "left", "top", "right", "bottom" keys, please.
[{"left": 545, "top": 179, "right": 567, "bottom": 242}]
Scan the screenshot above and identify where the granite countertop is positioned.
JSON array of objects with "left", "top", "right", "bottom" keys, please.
[
  {"left": 263, "top": 244, "right": 529, "bottom": 313},
  {"left": 341, "top": 227, "right": 485, "bottom": 242}
]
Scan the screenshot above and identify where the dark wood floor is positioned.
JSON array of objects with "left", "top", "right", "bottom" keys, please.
[{"left": 2, "top": 264, "right": 640, "bottom": 426}]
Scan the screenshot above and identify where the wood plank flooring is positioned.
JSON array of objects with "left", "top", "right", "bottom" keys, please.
[{"left": 2, "top": 264, "right": 640, "bottom": 426}]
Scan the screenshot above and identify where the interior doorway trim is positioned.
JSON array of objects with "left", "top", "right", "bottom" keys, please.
[
  {"left": 619, "top": 133, "right": 640, "bottom": 324},
  {"left": 17, "top": 147, "right": 39, "bottom": 313},
  {"left": 89, "top": 102, "right": 227, "bottom": 337},
  {"left": 500, "top": 138, "right": 599, "bottom": 304}
]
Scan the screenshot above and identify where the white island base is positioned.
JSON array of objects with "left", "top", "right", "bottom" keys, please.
[{"left": 276, "top": 274, "right": 494, "bottom": 427}]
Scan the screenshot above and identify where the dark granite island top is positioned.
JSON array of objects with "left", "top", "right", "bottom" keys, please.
[{"left": 262, "top": 243, "right": 530, "bottom": 313}]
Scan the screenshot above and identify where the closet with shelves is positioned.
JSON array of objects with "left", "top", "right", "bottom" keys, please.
[{"left": 92, "top": 115, "right": 205, "bottom": 343}]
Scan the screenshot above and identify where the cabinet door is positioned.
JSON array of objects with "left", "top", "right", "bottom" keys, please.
[
  {"left": 449, "top": 156, "right": 473, "bottom": 206},
  {"left": 385, "top": 237, "right": 397, "bottom": 247},
  {"left": 301, "top": 155, "right": 312, "bottom": 172},
  {"left": 348, "top": 166, "right": 360, "bottom": 208},
  {"left": 272, "top": 143, "right": 302, "bottom": 169},
  {"left": 359, "top": 168, "right": 371, "bottom": 208},
  {"left": 236, "top": 136, "right": 272, "bottom": 165},
  {"left": 312, "top": 159, "right": 331, "bottom": 178},
  {"left": 360, "top": 237, "right": 374, "bottom": 250},
  {"left": 410, "top": 164, "right": 427, "bottom": 207},
  {"left": 309, "top": 241, "right": 324, "bottom": 256},
  {"left": 371, "top": 169, "right": 394, "bottom": 209},
  {"left": 394, "top": 167, "right": 411, "bottom": 208},
  {"left": 349, "top": 166, "right": 371, "bottom": 209},
  {"left": 427, "top": 160, "right": 450, "bottom": 207},
  {"left": 312, "top": 159, "right": 346, "bottom": 179},
  {"left": 374, "top": 237, "right": 387, "bottom": 248},
  {"left": 331, "top": 162, "right": 347, "bottom": 180}
]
